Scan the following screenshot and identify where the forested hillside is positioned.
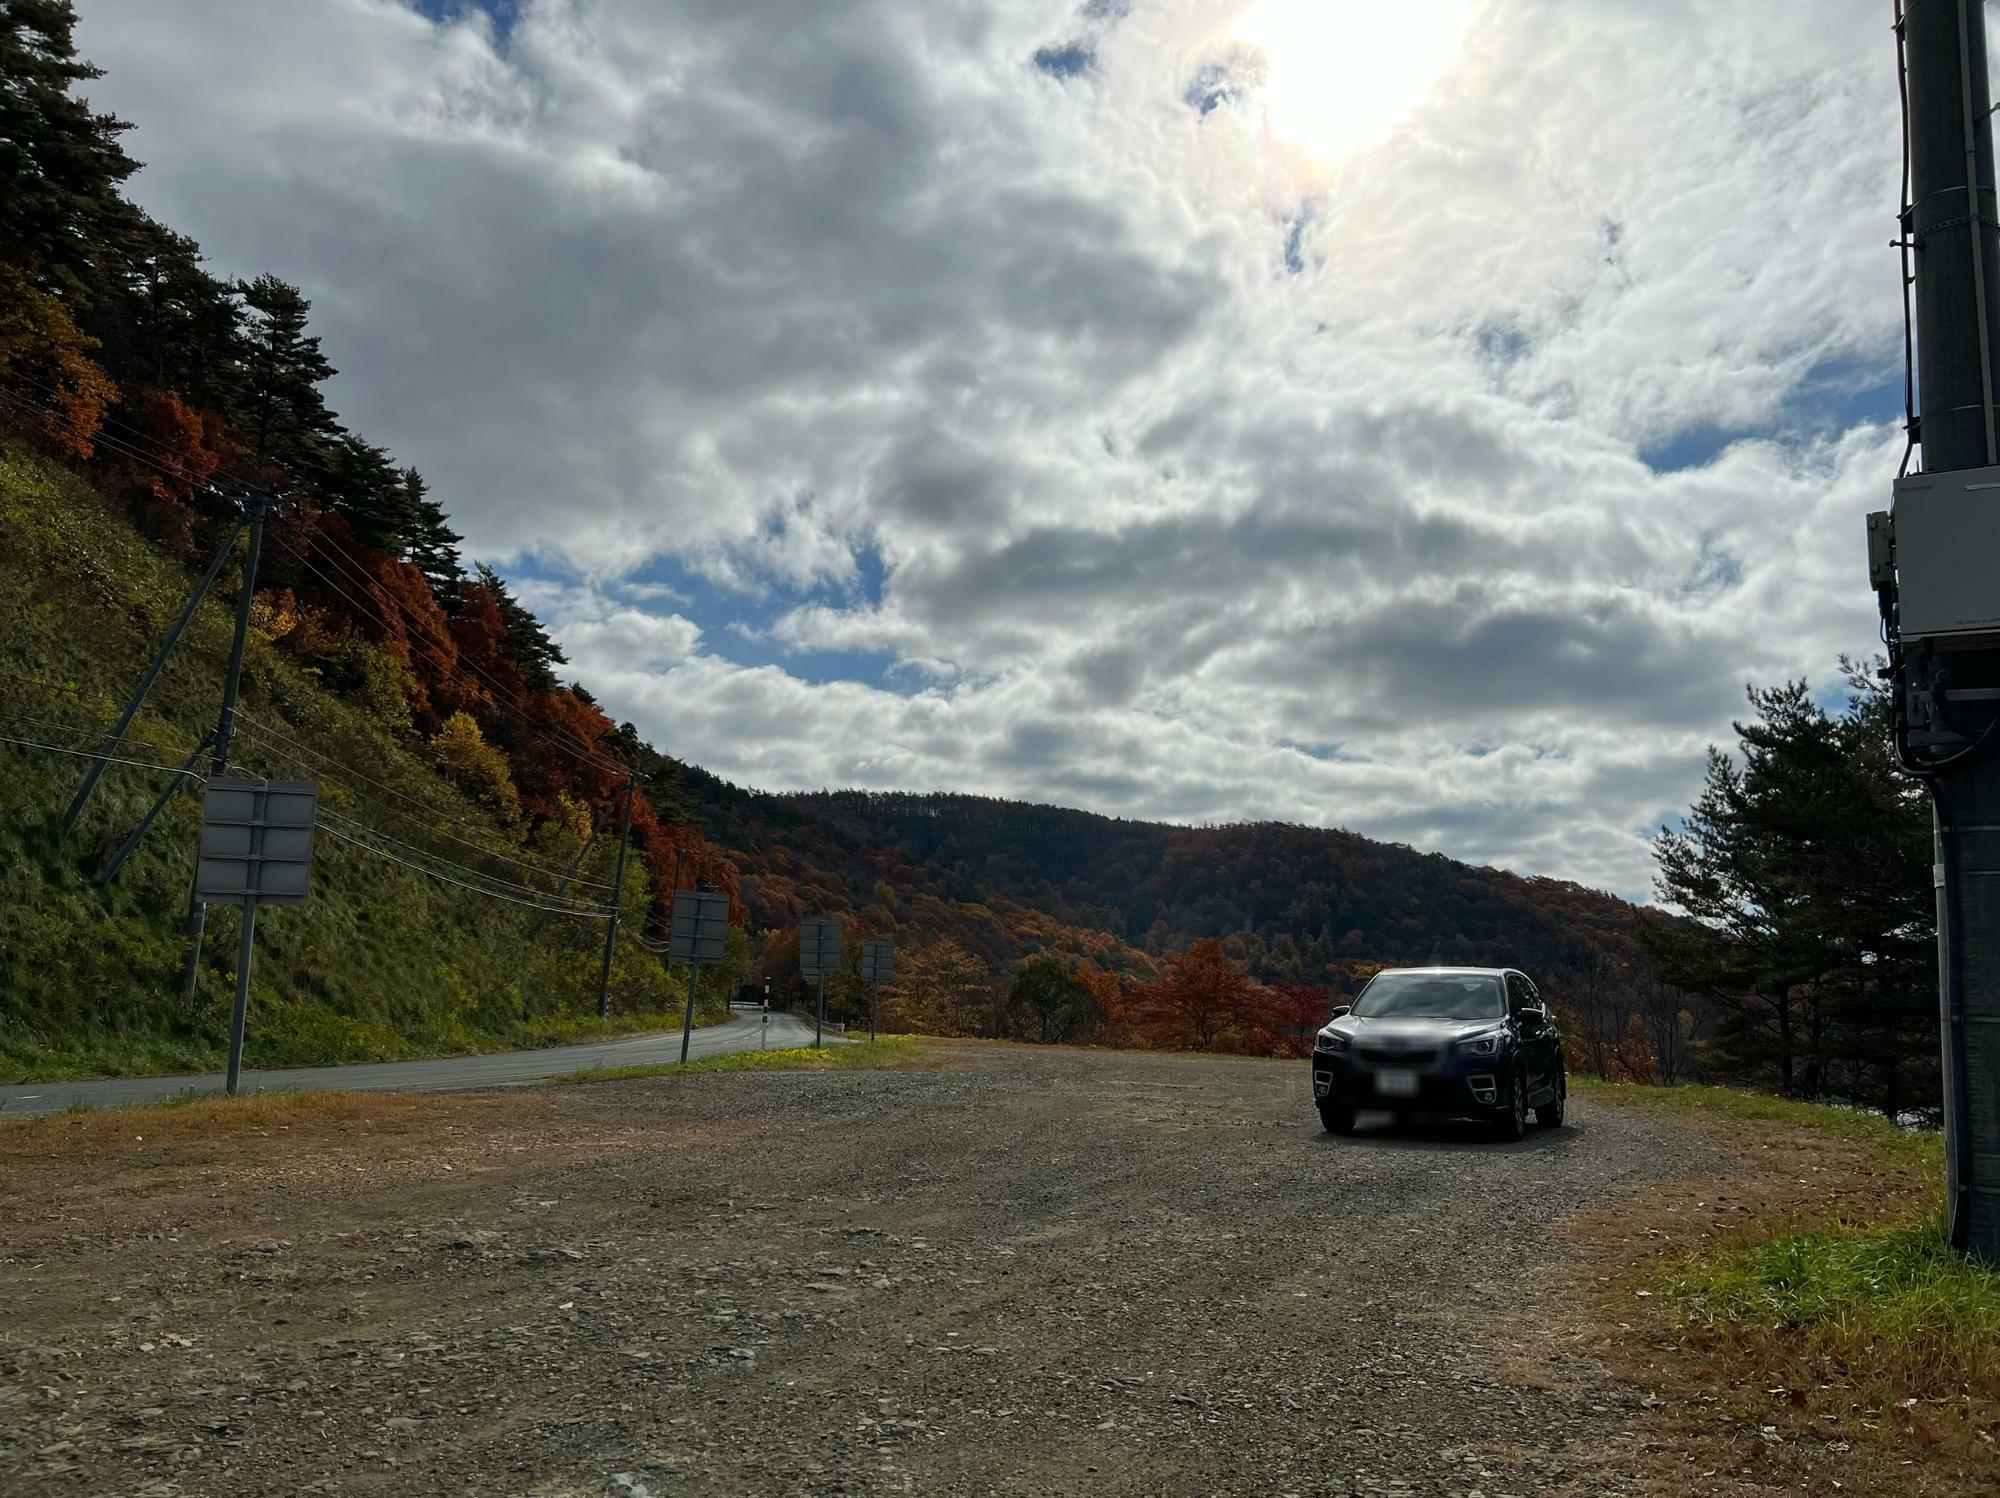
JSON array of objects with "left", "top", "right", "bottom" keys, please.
[{"left": 685, "top": 774, "right": 1677, "bottom": 1067}]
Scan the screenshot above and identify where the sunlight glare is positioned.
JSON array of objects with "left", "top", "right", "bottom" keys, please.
[{"left": 1232, "top": 0, "right": 1470, "bottom": 163}]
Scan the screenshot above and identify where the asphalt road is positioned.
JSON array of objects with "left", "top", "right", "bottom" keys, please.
[{"left": 0, "top": 1008, "right": 828, "bottom": 1115}]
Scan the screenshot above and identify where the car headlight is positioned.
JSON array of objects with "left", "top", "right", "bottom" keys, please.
[
  {"left": 1314, "top": 1030, "right": 1349, "bottom": 1054},
  {"left": 1454, "top": 1032, "right": 1505, "bottom": 1057}
]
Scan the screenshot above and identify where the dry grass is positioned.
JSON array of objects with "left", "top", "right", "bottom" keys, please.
[
  {"left": 552, "top": 1037, "right": 935, "bottom": 1083},
  {"left": 1575, "top": 1086, "right": 2000, "bottom": 1495},
  {"left": 0, "top": 1088, "right": 455, "bottom": 1157}
]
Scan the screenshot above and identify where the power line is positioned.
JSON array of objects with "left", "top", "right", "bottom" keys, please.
[
  {"left": 0, "top": 730, "right": 208, "bottom": 781},
  {"left": 314, "top": 818, "right": 613, "bottom": 917},
  {"left": 0, "top": 705, "right": 199, "bottom": 762},
  {"left": 0, "top": 376, "right": 627, "bottom": 780},
  {"left": 225, "top": 727, "right": 612, "bottom": 910},
  {"left": 266, "top": 529, "right": 626, "bottom": 776},
  {"left": 310, "top": 804, "right": 611, "bottom": 915},
  {"left": 233, "top": 713, "right": 618, "bottom": 891}
]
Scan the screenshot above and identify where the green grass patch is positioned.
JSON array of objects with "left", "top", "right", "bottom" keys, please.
[
  {"left": 1573, "top": 1076, "right": 1944, "bottom": 1172},
  {"left": 1676, "top": 1215, "right": 2000, "bottom": 1341},
  {"left": 555, "top": 1038, "right": 930, "bottom": 1084},
  {"left": 1671, "top": 1215, "right": 2000, "bottom": 1406}
]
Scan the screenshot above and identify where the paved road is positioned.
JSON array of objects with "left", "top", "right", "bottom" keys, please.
[{"left": 0, "top": 1008, "right": 832, "bottom": 1116}]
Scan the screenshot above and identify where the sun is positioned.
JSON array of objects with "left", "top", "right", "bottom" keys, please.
[{"left": 1231, "top": 0, "right": 1470, "bottom": 163}]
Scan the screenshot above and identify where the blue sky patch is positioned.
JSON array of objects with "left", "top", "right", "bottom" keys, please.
[
  {"left": 1033, "top": 42, "right": 1095, "bottom": 79},
  {"left": 507, "top": 543, "right": 908, "bottom": 693},
  {"left": 1642, "top": 357, "right": 1903, "bottom": 473},
  {"left": 407, "top": 0, "right": 520, "bottom": 45}
]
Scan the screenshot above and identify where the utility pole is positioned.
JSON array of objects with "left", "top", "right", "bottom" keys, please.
[
  {"left": 1879, "top": 0, "right": 2000, "bottom": 1261},
  {"left": 181, "top": 495, "right": 272, "bottom": 1002},
  {"left": 60, "top": 517, "right": 244, "bottom": 833},
  {"left": 596, "top": 776, "right": 636, "bottom": 1021}
]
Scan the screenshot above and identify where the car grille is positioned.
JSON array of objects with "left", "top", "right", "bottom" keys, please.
[{"left": 1354, "top": 1044, "right": 1440, "bottom": 1066}]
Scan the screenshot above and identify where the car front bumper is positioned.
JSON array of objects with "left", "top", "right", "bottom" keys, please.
[{"left": 1309, "top": 1048, "right": 1513, "bottom": 1115}]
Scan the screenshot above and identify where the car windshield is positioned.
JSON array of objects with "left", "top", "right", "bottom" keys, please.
[{"left": 1350, "top": 972, "right": 1505, "bottom": 1021}]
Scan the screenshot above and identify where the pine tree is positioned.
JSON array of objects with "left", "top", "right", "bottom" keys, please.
[
  {"left": 1649, "top": 669, "right": 1935, "bottom": 1112},
  {"left": 401, "top": 468, "right": 465, "bottom": 594},
  {"left": 234, "top": 274, "right": 336, "bottom": 475},
  {"left": 0, "top": 1, "right": 138, "bottom": 300}
]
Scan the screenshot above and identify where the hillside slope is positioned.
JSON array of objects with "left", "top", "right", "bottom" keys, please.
[{"left": 0, "top": 448, "right": 730, "bottom": 1081}]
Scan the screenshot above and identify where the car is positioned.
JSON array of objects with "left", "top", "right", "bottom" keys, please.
[{"left": 1309, "top": 966, "right": 1566, "bottom": 1140}]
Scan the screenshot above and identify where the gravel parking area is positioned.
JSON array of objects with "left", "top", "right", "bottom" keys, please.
[{"left": 0, "top": 1043, "right": 1735, "bottom": 1497}]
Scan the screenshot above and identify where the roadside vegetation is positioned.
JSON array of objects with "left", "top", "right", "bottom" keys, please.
[
  {"left": 554, "top": 1037, "right": 932, "bottom": 1084},
  {"left": 0, "top": 1086, "right": 449, "bottom": 1155},
  {"left": 1580, "top": 1081, "right": 1996, "bottom": 1490}
]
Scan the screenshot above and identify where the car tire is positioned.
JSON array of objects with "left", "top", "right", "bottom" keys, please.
[
  {"left": 1494, "top": 1071, "right": 1528, "bottom": 1142},
  {"left": 1318, "top": 1102, "right": 1356, "bottom": 1135},
  {"left": 1535, "top": 1069, "right": 1567, "bottom": 1130}
]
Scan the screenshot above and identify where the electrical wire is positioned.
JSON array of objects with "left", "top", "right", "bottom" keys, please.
[
  {"left": 265, "top": 530, "right": 627, "bottom": 779},
  {"left": 314, "top": 819, "right": 613, "bottom": 916},
  {"left": 0, "top": 730, "right": 208, "bottom": 780},
  {"left": 232, "top": 713, "right": 618, "bottom": 891},
  {"left": 309, "top": 804, "right": 611, "bottom": 915},
  {"left": 0, "top": 375, "right": 630, "bottom": 780},
  {"left": 0, "top": 706, "right": 194, "bottom": 760},
  {"left": 1896, "top": 0, "right": 1921, "bottom": 478}
]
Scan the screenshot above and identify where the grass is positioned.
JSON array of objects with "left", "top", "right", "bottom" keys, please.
[
  {"left": 0, "top": 1087, "right": 445, "bottom": 1155},
  {"left": 555, "top": 1037, "right": 932, "bottom": 1084},
  {"left": 1676, "top": 1215, "right": 2000, "bottom": 1363},
  {"left": 1580, "top": 1075, "right": 2000, "bottom": 1474},
  {"left": 1573, "top": 1075, "right": 1944, "bottom": 1172},
  {"left": 0, "top": 444, "right": 737, "bottom": 1081}
]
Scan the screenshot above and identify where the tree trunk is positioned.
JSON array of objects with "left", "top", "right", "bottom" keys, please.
[{"left": 1773, "top": 988, "right": 1795, "bottom": 1094}]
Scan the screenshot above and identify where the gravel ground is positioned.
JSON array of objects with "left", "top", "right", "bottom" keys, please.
[{"left": 0, "top": 1043, "right": 1735, "bottom": 1497}]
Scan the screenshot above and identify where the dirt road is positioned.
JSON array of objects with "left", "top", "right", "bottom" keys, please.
[{"left": 0, "top": 1044, "right": 1734, "bottom": 1497}]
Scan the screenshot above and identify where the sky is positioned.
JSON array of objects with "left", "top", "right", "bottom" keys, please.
[{"left": 75, "top": 0, "right": 1914, "bottom": 900}]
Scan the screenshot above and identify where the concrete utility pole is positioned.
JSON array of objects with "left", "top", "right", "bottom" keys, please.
[{"left": 1883, "top": 0, "right": 2000, "bottom": 1260}]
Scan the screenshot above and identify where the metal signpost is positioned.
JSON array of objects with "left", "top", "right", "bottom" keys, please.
[
  {"left": 669, "top": 888, "right": 730, "bottom": 1064},
  {"left": 799, "top": 919, "right": 843, "bottom": 1048},
  {"left": 860, "top": 939, "right": 895, "bottom": 1042},
  {"left": 194, "top": 778, "right": 316, "bottom": 1095}
]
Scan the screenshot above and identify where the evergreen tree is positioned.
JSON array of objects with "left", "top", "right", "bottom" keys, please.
[
  {"left": 93, "top": 217, "right": 241, "bottom": 406},
  {"left": 234, "top": 273, "right": 336, "bottom": 474},
  {"left": 325, "top": 433, "right": 406, "bottom": 553},
  {"left": 401, "top": 468, "right": 465, "bottom": 593},
  {"left": 0, "top": 1, "right": 137, "bottom": 300},
  {"left": 1649, "top": 668, "right": 1935, "bottom": 1113}
]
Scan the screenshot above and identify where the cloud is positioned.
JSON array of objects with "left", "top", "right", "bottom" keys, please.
[{"left": 75, "top": 0, "right": 1910, "bottom": 899}]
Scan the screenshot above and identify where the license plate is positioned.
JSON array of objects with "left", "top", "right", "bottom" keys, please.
[{"left": 1374, "top": 1069, "right": 1419, "bottom": 1098}]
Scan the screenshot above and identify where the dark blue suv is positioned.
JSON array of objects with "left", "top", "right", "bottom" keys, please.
[{"left": 1310, "top": 967, "right": 1566, "bottom": 1140}]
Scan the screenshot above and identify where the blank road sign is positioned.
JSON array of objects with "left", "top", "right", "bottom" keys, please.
[
  {"left": 668, "top": 889, "right": 730, "bottom": 963},
  {"left": 799, "top": 918, "right": 842, "bottom": 979},
  {"left": 861, "top": 939, "right": 894, "bottom": 983},
  {"left": 195, "top": 778, "right": 317, "bottom": 905}
]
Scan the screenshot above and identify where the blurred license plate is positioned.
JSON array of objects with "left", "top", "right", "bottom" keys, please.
[{"left": 1374, "top": 1069, "right": 1419, "bottom": 1098}]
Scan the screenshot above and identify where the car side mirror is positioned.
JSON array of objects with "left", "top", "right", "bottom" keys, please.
[
  {"left": 1329, "top": 1004, "right": 1351, "bottom": 1020},
  {"left": 1519, "top": 1009, "right": 1545, "bottom": 1034}
]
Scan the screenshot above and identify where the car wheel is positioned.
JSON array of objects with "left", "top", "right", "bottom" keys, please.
[
  {"left": 1318, "top": 1102, "right": 1356, "bottom": 1135},
  {"left": 1494, "top": 1071, "right": 1527, "bottom": 1141},
  {"left": 1535, "top": 1069, "right": 1567, "bottom": 1129}
]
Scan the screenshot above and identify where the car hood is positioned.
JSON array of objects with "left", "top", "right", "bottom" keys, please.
[{"left": 1327, "top": 1016, "right": 1502, "bottom": 1046}]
